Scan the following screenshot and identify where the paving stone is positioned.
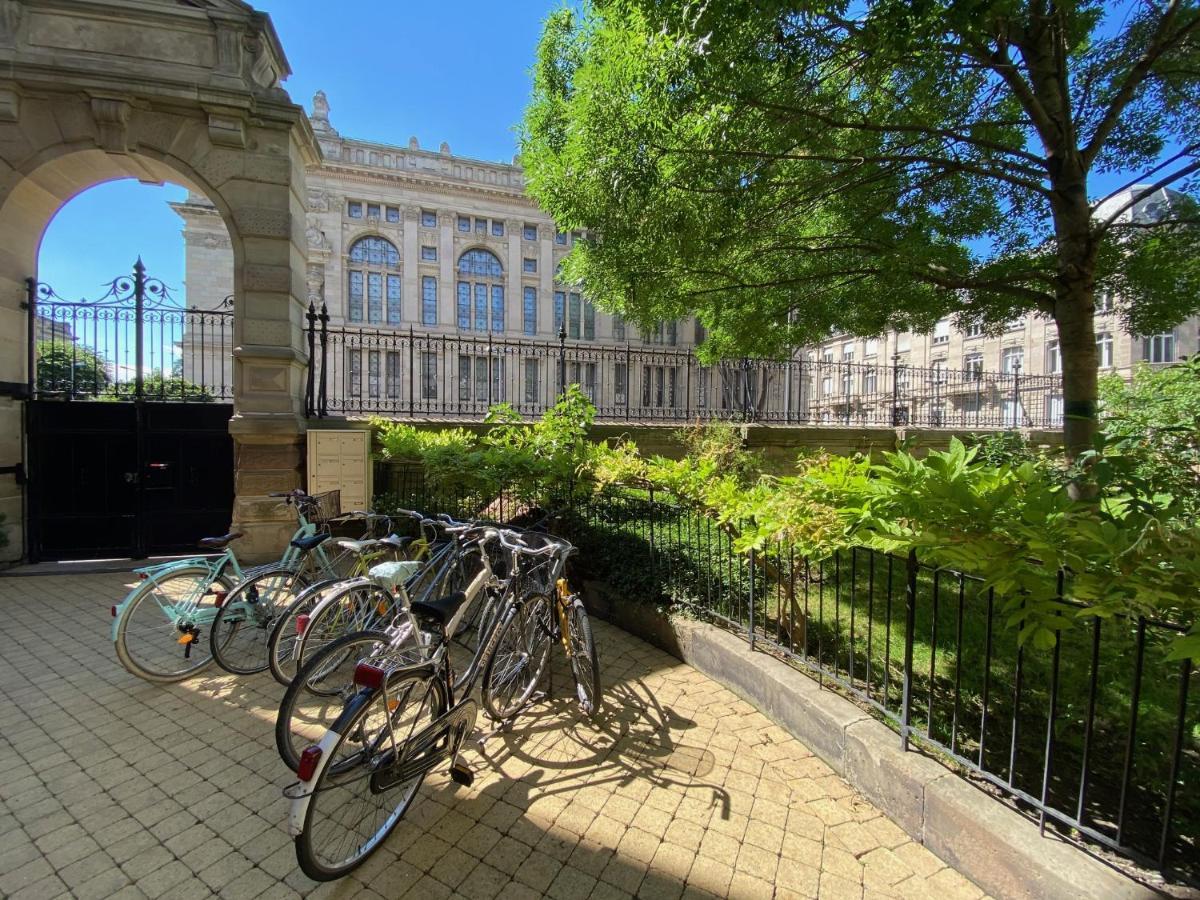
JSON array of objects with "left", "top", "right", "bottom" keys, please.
[{"left": 0, "top": 573, "right": 986, "bottom": 900}]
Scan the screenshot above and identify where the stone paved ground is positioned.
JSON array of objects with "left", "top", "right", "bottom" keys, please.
[{"left": 0, "top": 573, "right": 989, "bottom": 900}]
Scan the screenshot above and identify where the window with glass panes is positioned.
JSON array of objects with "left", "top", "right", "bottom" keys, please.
[
  {"left": 553, "top": 291, "right": 565, "bottom": 334},
  {"left": 1096, "top": 332, "right": 1114, "bottom": 368},
  {"left": 641, "top": 365, "right": 677, "bottom": 407},
  {"left": 421, "top": 351, "right": 437, "bottom": 400},
  {"left": 523, "top": 224, "right": 537, "bottom": 241},
  {"left": 524, "top": 358, "right": 539, "bottom": 404},
  {"left": 1143, "top": 331, "right": 1176, "bottom": 362},
  {"left": 492, "top": 221, "right": 505, "bottom": 237},
  {"left": 421, "top": 277, "right": 437, "bottom": 326},
  {"left": 583, "top": 300, "right": 595, "bottom": 340},
  {"left": 347, "top": 236, "right": 401, "bottom": 324},
  {"left": 523, "top": 258, "right": 537, "bottom": 274},
  {"left": 457, "top": 215, "right": 470, "bottom": 232},
  {"left": 457, "top": 249, "right": 504, "bottom": 332},
  {"left": 615, "top": 363, "right": 628, "bottom": 405},
  {"left": 523, "top": 287, "right": 537, "bottom": 335},
  {"left": 569, "top": 362, "right": 597, "bottom": 401},
  {"left": 457, "top": 355, "right": 505, "bottom": 403},
  {"left": 1046, "top": 340, "right": 1061, "bottom": 374},
  {"left": 613, "top": 314, "right": 626, "bottom": 342},
  {"left": 1001, "top": 346, "right": 1023, "bottom": 373},
  {"left": 963, "top": 352, "right": 984, "bottom": 378},
  {"left": 421, "top": 245, "right": 437, "bottom": 261},
  {"left": 386, "top": 206, "right": 399, "bottom": 223},
  {"left": 348, "top": 201, "right": 363, "bottom": 219},
  {"left": 421, "top": 210, "right": 437, "bottom": 228},
  {"left": 568, "top": 293, "right": 581, "bottom": 339},
  {"left": 367, "top": 203, "right": 380, "bottom": 219}
]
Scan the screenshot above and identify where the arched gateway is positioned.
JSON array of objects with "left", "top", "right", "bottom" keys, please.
[{"left": 0, "top": 0, "right": 319, "bottom": 561}]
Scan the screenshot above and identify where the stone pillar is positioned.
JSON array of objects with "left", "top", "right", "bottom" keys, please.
[
  {"left": 401, "top": 205, "right": 420, "bottom": 324},
  {"left": 227, "top": 123, "right": 316, "bottom": 561},
  {"left": 538, "top": 224, "right": 555, "bottom": 337},
  {"left": 438, "top": 212, "right": 455, "bottom": 326},
  {"left": 506, "top": 219, "right": 522, "bottom": 333}
]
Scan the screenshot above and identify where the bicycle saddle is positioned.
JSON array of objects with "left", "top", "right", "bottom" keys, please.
[
  {"left": 379, "top": 535, "right": 412, "bottom": 552},
  {"left": 335, "top": 538, "right": 380, "bottom": 555},
  {"left": 290, "top": 533, "right": 329, "bottom": 552},
  {"left": 198, "top": 532, "right": 243, "bottom": 549},
  {"left": 410, "top": 590, "right": 470, "bottom": 628},
  {"left": 368, "top": 560, "right": 422, "bottom": 591}
]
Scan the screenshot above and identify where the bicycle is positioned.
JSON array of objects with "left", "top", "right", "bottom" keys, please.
[
  {"left": 274, "top": 516, "right": 499, "bottom": 772},
  {"left": 285, "top": 527, "right": 575, "bottom": 880},
  {"left": 109, "top": 490, "right": 338, "bottom": 682}
]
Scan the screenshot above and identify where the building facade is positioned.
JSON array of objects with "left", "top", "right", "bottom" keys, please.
[
  {"left": 801, "top": 186, "right": 1198, "bottom": 428},
  {"left": 176, "top": 91, "right": 711, "bottom": 421}
]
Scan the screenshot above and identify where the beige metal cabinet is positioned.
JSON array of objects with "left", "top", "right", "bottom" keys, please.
[{"left": 307, "top": 429, "right": 372, "bottom": 512}]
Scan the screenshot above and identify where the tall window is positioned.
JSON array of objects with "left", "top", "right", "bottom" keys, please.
[
  {"left": 1046, "top": 340, "right": 1061, "bottom": 374},
  {"left": 641, "top": 366, "right": 677, "bottom": 408},
  {"left": 584, "top": 300, "right": 596, "bottom": 340},
  {"left": 347, "top": 236, "right": 400, "bottom": 325},
  {"left": 421, "top": 351, "right": 437, "bottom": 400},
  {"left": 457, "top": 249, "right": 504, "bottom": 333},
  {"left": 568, "top": 293, "right": 581, "bottom": 339},
  {"left": 553, "top": 291, "right": 565, "bottom": 334},
  {"left": 1001, "top": 347, "right": 1024, "bottom": 374},
  {"left": 615, "top": 363, "right": 628, "bottom": 405},
  {"left": 523, "top": 287, "right": 537, "bottom": 336},
  {"left": 1096, "top": 332, "right": 1113, "bottom": 368},
  {"left": 613, "top": 314, "right": 626, "bottom": 342},
  {"left": 964, "top": 322, "right": 984, "bottom": 338},
  {"left": 1096, "top": 289, "right": 1115, "bottom": 313},
  {"left": 932, "top": 320, "right": 951, "bottom": 345},
  {"left": 524, "top": 358, "right": 539, "bottom": 404},
  {"left": 963, "top": 352, "right": 984, "bottom": 378},
  {"left": 421, "top": 277, "right": 438, "bottom": 326},
  {"left": 1144, "top": 331, "right": 1176, "bottom": 363}
]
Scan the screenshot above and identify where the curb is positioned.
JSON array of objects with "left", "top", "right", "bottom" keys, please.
[{"left": 598, "top": 596, "right": 1159, "bottom": 900}]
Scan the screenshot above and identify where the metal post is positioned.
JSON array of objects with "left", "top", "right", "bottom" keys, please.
[
  {"left": 891, "top": 352, "right": 902, "bottom": 427},
  {"left": 408, "top": 326, "right": 415, "bottom": 416},
  {"left": 558, "top": 322, "right": 567, "bottom": 398},
  {"left": 317, "top": 302, "right": 329, "bottom": 417},
  {"left": 748, "top": 546, "right": 756, "bottom": 651},
  {"left": 624, "top": 342, "right": 631, "bottom": 416},
  {"left": 900, "top": 549, "right": 918, "bottom": 751},
  {"left": 24, "top": 276, "right": 36, "bottom": 397},
  {"left": 133, "top": 258, "right": 146, "bottom": 401},
  {"left": 305, "top": 301, "right": 317, "bottom": 417},
  {"left": 1011, "top": 360, "right": 1022, "bottom": 427}
]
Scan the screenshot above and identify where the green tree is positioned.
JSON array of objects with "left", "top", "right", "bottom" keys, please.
[
  {"left": 521, "top": 0, "right": 1200, "bottom": 461},
  {"left": 35, "top": 340, "right": 111, "bottom": 396}
]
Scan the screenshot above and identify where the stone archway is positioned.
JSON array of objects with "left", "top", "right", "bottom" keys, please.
[{"left": 0, "top": 0, "right": 319, "bottom": 561}]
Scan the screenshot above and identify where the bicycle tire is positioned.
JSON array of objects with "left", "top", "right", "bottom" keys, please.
[
  {"left": 114, "top": 566, "right": 233, "bottom": 683},
  {"left": 267, "top": 578, "right": 340, "bottom": 687},
  {"left": 276, "top": 629, "right": 390, "bottom": 772},
  {"left": 295, "top": 581, "right": 400, "bottom": 674},
  {"left": 294, "top": 672, "right": 446, "bottom": 881},
  {"left": 566, "top": 596, "right": 602, "bottom": 717},
  {"left": 209, "top": 567, "right": 309, "bottom": 675},
  {"left": 480, "top": 594, "right": 554, "bottom": 722}
]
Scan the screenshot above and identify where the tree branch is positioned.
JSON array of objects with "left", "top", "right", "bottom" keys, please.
[{"left": 1095, "top": 159, "right": 1200, "bottom": 231}]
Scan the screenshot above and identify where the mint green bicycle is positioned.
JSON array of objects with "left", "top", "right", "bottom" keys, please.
[{"left": 110, "top": 490, "right": 337, "bottom": 683}]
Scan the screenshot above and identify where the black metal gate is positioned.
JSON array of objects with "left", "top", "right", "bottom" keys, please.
[{"left": 24, "top": 260, "right": 236, "bottom": 561}]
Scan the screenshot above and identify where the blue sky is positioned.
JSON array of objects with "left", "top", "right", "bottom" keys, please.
[
  {"left": 36, "top": 1, "right": 1190, "bottom": 305},
  {"left": 38, "top": 0, "right": 555, "bottom": 305}
]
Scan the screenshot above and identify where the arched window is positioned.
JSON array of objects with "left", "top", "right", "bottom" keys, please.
[
  {"left": 457, "top": 249, "right": 504, "bottom": 332},
  {"left": 347, "top": 236, "right": 401, "bottom": 325}
]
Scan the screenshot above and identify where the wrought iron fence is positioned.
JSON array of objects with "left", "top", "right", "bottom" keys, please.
[
  {"left": 306, "top": 308, "right": 1064, "bottom": 428},
  {"left": 373, "top": 466, "right": 1196, "bottom": 882},
  {"left": 27, "top": 259, "right": 233, "bottom": 402}
]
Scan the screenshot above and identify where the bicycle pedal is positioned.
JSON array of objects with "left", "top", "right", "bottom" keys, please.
[{"left": 448, "top": 762, "right": 474, "bottom": 788}]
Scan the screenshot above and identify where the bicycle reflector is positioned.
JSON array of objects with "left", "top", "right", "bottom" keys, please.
[
  {"left": 214, "top": 591, "right": 227, "bottom": 608},
  {"left": 110, "top": 605, "right": 118, "bottom": 618},
  {"left": 353, "top": 661, "right": 387, "bottom": 690},
  {"left": 295, "top": 614, "right": 310, "bottom": 635},
  {"left": 297, "top": 745, "right": 323, "bottom": 782}
]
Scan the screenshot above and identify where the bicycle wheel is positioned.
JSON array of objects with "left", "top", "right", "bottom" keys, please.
[
  {"left": 209, "top": 567, "right": 308, "bottom": 675},
  {"left": 277, "top": 630, "right": 389, "bottom": 771},
  {"left": 294, "top": 672, "right": 446, "bottom": 881},
  {"left": 114, "top": 566, "right": 233, "bottom": 683},
  {"left": 295, "top": 582, "right": 400, "bottom": 673},
  {"left": 481, "top": 594, "right": 554, "bottom": 721},
  {"left": 267, "top": 578, "right": 340, "bottom": 687},
  {"left": 566, "top": 596, "right": 602, "bottom": 717}
]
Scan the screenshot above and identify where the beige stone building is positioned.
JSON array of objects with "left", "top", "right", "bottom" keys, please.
[
  {"left": 176, "top": 91, "right": 707, "bottom": 420},
  {"left": 802, "top": 186, "right": 1197, "bottom": 428}
]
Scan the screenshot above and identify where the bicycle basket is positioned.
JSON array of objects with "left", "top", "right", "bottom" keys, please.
[{"left": 311, "top": 490, "right": 341, "bottom": 525}]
